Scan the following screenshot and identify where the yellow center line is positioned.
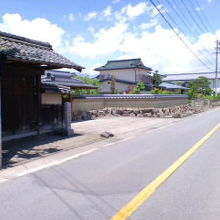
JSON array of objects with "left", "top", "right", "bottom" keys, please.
[{"left": 111, "top": 123, "right": 220, "bottom": 220}]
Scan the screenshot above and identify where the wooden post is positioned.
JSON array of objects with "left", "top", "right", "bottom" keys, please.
[{"left": 64, "top": 102, "right": 74, "bottom": 136}]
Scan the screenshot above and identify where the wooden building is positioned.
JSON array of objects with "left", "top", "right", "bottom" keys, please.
[
  {"left": 0, "top": 31, "right": 84, "bottom": 168},
  {"left": 42, "top": 70, "right": 98, "bottom": 120}
]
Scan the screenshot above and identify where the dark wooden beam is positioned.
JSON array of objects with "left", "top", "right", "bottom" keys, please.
[
  {"left": 0, "top": 55, "right": 4, "bottom": 169},
  {"left": 6, "top": 58, "right": 72, "bottom": 70}
]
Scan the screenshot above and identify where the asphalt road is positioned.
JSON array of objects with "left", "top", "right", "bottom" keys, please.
[{"left": 0, "top": 108, "right": 220, "bottom": 220}]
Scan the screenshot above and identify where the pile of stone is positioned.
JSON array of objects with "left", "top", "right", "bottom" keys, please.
[{"left": 73, "top": 104, "right": 196, "bottom": 121}]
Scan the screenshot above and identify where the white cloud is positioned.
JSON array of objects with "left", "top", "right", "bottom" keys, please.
[
  {"left": 119, "top": 25, "right": 198, "bottom": 73},
  {"left": 207, "top": 0, "right": 214, "bottom": 3},
  {"left": 121, "top": 2, "right": 149, "bottom": 18},
  {"left": 0, "top": 13, "right": 64, "bottom": 50},
  {"left": 84, "top": 62, "right": 103, "bottom": 75},
  {"left": 195, "top": 7, "right": 203, "bottom": 11},
  {"left": 103, "top": 6, "right": 112, "bottom": 17},
  {"left": 139, "top": 19, "right": 158, "bottom": 30},
  {"left": 67, "top": 18, "right": 217, "bottom": 73},
  {"left": 68, "top": 13, "right": 75, "bottom": 22},
  {"left": 113, "top": 2, "right": 158, "bottom": 22},
  {"left": 2, "top": 9, "right": 215, "bottom": 74},
  {"left": 150, "top": 4, "right": 166, "bottom": 16},
  {"left": 68, "top": 21, "right": 128, "bottom": 58},
  {"left": 112, "top": 0, "right": 122, "bottom": 4},
  {"left": 84, "top": 11, "right": 98, "bottom": 21},
  {"left": 88, "top": 26, "right": 95, "bottom": 34}
]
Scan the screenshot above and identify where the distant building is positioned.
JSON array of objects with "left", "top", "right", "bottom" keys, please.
[
  {"left": 94, "top": 58, "right": 152, "bottom": 93},
  {"left": 159, "top": 82, "right": 189, "bottom": 93},
  {"left": 42, "top": 70, "right": 97, "bottom": 90},
  {"left": 163, "top": 72, "right": 220, "bottom": 92}
]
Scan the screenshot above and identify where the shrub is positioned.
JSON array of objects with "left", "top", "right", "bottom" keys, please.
[
  {"left": 151, "top": 88, "right": 175, "bottom": 94},
  {"left": 132, "top": 82, "right": 146, "bottom": 94}
]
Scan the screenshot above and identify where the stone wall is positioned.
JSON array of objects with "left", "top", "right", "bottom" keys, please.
[
  {"left": 191, "top": 99, "right": 220, "bottom": 112},
  {"left": 73, "top": 104, "right": 194, "bottom": 120},
  {"left": 72, "top": 97, "right": 220, "bottom": 121},
  {"left": 72, "top": 94, "right": 188, "bottom": 119}
]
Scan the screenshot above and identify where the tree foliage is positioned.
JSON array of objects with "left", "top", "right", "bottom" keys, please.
[
  {"left": 151, "top": 88, "right": 174, "bottom": 94},
  {"left": 152, "top": 71, "right": 162, "bottom": 88},
  {"left": 188, "top": 77, "right": 212, "bottom": 99},
  {"left": 132, "top": 82, "right": 146, "bottom": 94},
  {"left": 72, "top": 75, "right": 100, "bottom": 95}
]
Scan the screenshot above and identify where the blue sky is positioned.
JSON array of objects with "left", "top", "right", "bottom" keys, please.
[{"left": 0, "top": 0, "right": 219, "bottom": 75}]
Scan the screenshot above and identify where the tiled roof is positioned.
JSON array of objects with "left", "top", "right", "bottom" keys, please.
[
  {"left": 42, "top": 83, "right": 71, "bottom": 94},
  {"left": 94, "top": 58, "right": 152, "bottom": 71},
  {"left": 73, "top": 94, "right": 188, "bottom": 99},
  {"left": 164, "top": 72, "right": 220, "bottom": 81},
  {"left": 0, "top": 31, "right": 84, "bottom": 71},
  {"left": 159, "top": 82, "right": 189, "bottom": 90},
  {"left": 42, "top": 70, "right": 98, "bottom": 89}
]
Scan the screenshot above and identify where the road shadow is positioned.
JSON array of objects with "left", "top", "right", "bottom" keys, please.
[{"left": 2, "top": 133, "right": 82, "bottom": 168}]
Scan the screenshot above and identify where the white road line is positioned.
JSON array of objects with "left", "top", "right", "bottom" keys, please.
[
  {"left": 0, "top": 179, "right": 8, "bottom": 183},
  {"left": 103, "top": 143, "right": 114, "bottom": 147},
  {"left": 16, "top": 148, "right": 97, "bottom": 176},
  {"left": 114, "top": 137, "right": 136, "bottom": 144},
  {"left": 59, "top": 148, "right": 98, "bottom": 163},
  {"left": 103, "top": 136, "right": 136, "bottom": 148},
  {"left": 123, "top": 136, "right": 136, "bottom": 141}
]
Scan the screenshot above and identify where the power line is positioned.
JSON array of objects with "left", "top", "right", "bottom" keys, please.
[
  {"left": 194, "top": 0, "right": 215, "bottom": 33},
  {"left": 188, "top": 0, "right": 212, "bottom": 33},
  {"left": 148, "top": 0, "right": 212, "bottom": 70},
  {"left": 160, "top": 0, "right": 213, "bottom": 64}
]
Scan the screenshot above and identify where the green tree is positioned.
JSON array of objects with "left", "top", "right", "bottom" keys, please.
[
  {"left": 73, "top": 75, "right": 100, "bottom": 95},
  {"left": 188, "top": 77, "right": 212, "bottom": 98},
  {"left": 110, "top": 74, "right": 116, "bottom": 94},
  {"left": 132, "top": 82, "right": 146, "bottom": 94},
  {"left": 152, "top": 71, "right": 162, "bottom": 88},
  {"left": 151, "top": 88, "right": 174, "bottom": 94}
]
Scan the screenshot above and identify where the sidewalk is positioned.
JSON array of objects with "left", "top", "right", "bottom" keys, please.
[{"left": 2, "top": 117, "right": 180, "bottom": 169}]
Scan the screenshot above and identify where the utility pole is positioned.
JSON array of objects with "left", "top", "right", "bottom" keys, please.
[{"left": 215, "top": 38, "right": 219, "bottom": 95}]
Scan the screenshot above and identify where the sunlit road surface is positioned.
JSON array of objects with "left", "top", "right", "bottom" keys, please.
[{"left": 0, "top": 108, "right": 220, "bottom": 220}]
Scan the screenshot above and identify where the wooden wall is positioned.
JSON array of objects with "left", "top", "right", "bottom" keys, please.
[
  {"left": 2, "top": 63, "right": 42, "bottom": 137},
  {"left": 1, "top": 62, "right": 66, "bottom": 141}
]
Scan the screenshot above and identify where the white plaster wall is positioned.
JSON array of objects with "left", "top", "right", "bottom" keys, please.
[
  {"left": 99, "top": 68, "right": 150, "bottom": 83},
  {"left": 99, "top": 68, "right": 150, "bottom": 93},
  {"left": 100, "top": 80, "right": 111, "bottom": 93},
  {"left": 100, "top": 80, "right": 130, "bottom": 93},
  {"left": 100, "top": 69, "right": 135, "bottom": 82},
  {"left": 115, "top": 82, "right": 130, "bottom": 93},
  {"left": 42, "top": 93, "right": 62, "bottom": 105}
]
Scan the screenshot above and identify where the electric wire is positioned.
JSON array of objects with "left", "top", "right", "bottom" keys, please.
[
  {"left": 160, "top": 0, "right": 213, "bottom": 65},
  {"left": 169, "top": 0, "right": 215, "bottom": 58},
  {"left": 148, "top": 0, "right": 212, "bottom": 70},
  {"left": 188, "top": 0, "right": 211, "bottom": 33},
  {"left": 194, "top": 0, "right": 215, "bottom": 33},
  {"left": 178, "top": 0, "right": 209, "bottom": 35}
]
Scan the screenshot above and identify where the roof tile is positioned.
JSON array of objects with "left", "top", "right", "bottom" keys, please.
[
  {"left": 94, "top": 58, "right": 152, "bottom": 71},
  {"left": 0, "top": 31, "right": 84, "bottom": 71}
]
